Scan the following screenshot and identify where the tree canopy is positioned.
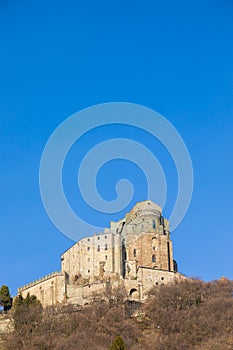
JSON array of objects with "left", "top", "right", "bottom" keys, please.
[{"left": 0, "top": 285, "right": 12, "bottom": 311}]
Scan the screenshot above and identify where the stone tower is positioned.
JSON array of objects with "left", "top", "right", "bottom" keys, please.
[{"left": 119, "top": 200, "right": 176, "bottom": 279}]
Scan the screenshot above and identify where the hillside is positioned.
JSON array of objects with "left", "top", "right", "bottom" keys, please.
[{"left": 1, "top": 278, "right": 233, "bottom": 350}]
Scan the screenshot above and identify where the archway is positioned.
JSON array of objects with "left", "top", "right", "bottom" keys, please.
[{"left": 129, "top": 288, "right": 138, "bottom": 299}]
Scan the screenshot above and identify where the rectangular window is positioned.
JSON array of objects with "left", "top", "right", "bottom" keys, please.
[
  {"left": 133, "top": 249, "right": 136, "bottom": 257},
  {"left": 105, "top": 255, "right": 108, "bottom": 260},
  {"left": 97, "top": 245, "right": 100, "bottom": 252},
  {"left": 105, "top": 244, "right": 108, "bottom": 250},
  {"left": 87, "top": 247, "right": 90, "bottom": 251},
  {"left": 98, "top": 237, "right": 100, "bottom": 240},
  {"left": 105, "top": 235, "right": 107, "bottom": 239}
]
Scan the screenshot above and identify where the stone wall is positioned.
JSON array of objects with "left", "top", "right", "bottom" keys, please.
[
  {"left": 137, "top": 267, "right": 185, "bottom": 297},
  {"left": 61, "top": 232, "right": 123, "bottom": 282},
  {"left": 19, "top": 272, "right": 66, "bottom": 306},
  {"left": 125, "top": 231, "right": 174, "bottom": 274}
]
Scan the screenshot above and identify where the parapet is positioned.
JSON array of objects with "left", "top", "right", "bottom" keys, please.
[{"left": 18, "top": 271, "right": 63, "bottom": 292}]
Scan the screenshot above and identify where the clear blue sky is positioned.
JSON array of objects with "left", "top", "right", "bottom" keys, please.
[{"left": 0, "top": 1, "right": 233, "bottom": 296}]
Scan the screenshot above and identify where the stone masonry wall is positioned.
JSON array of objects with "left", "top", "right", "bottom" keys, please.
[{"left": 19, "top": 272, "right": 66, "bottom": 306}]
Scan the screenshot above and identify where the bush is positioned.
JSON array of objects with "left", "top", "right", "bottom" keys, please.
[
  {"left": 2, "top": 278, "right": 233, "bottom": 350},
  {"left": 110, "top": 336, "right": 127, "bottom": 350}
]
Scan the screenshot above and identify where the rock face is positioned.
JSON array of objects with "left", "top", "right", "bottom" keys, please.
[{"left": 18, "top": 200, "right": 185, "bottom": 306}]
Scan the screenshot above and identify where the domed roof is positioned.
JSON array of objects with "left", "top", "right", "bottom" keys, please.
[{"left": 131, "top": 200, "right": 162, "bottom": 214}]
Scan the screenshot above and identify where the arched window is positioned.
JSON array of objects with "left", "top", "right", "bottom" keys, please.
[
  {"left": 152, "top": 219, "right": 156, "bottom": 229},
  {"left": 152, "top": 254, "right": 156, "bottom": 263},
  {"left": 152, "top": 237, "right": 156, "bottom": 246},
  {"left": 129, "top": 288, "right": 137, "bottom": 298}
]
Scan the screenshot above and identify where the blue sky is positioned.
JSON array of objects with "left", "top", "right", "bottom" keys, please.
[{"left": 0, "top": 0, "right": 233, "bottom": 296}]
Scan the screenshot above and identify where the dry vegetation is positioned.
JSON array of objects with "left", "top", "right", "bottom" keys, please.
[{"left": 2, "top": 278, "right": 233, "bottom": 350}]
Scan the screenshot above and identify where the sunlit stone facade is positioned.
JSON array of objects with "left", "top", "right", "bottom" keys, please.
[{"left": 18, "top": 200, "right": 184, "bottom": 306}]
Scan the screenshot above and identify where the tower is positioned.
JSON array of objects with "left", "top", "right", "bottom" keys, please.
[{"left": 120, "top": 200, "right": 175, "bottom": 279}]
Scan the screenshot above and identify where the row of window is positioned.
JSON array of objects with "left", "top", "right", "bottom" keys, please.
[
  {"left": 97, "top": 244, "right": 108, "bottom": 251},
  {"left": 87, "top": 255, "right": 108, "bottom": 263},
  {"left": 133, "top": 253, "right": 156, "bottom": 262},
  {"left": 87, "top": 235, "right": 108, "bottom": 242},
  {"left": 133, "top": 248, "right": 156, "bottom": 258},
  {"left": 87, "top": 244, "right": 108, "bottom": 252},
  {"left": 86, "top": 218, "right": 165, "bottom": 244},
  {"left": 157, "top": 277, "right": 164, "bottom": 282}
]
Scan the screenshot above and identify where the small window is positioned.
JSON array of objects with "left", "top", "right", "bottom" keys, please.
[
  {"left": 160, "top": 216, "right": 164, "bottom": 226},
  {"left": 105, "top": 235, "right": 107, "bottom": 239},
  {"left": 87, "top": 247, "right": 90, "bottom": 251},
  {"left": 105, "top": 244, "right": 108, "bottom": 250},
  {"left": 87, "top": 258, "right": 90, "bottom": 262},
  {"left": 98, "top": 237, "right": 100, "bottom": 240},
  {"left": 87, "top": 238, "right": 90, "bottom": 242},
  {"left": 133, "top": 249, "right": 136, "bottom": 257},
  {"left": 152, "top": 220, "right": 156, "bottom": 229},
  {"left": 88, "top": 269, "right": 90, "bottom": 273},
  {"left": 153, "top": 246, "right": 156, "bottom": 250},
  {"left": 152, "top": 254, "right": 156, "bottom": 263},
  {"left": 97, "top": 245, "right": 100, "bottom": 252},
  {"left": 161, "top": 277, "right": 164, "bottom": 281},
  {"left": 105, "top": 255, "right": 108, "bottom": 260}
]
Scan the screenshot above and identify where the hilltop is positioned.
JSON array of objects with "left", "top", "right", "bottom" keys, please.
[{"left": 1, "top": 277, "right": 233, "bottom": 350}]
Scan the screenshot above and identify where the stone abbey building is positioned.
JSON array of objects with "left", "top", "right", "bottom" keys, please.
[{"left": 18, "top": 201, "right": 184, "bottom": 306}]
